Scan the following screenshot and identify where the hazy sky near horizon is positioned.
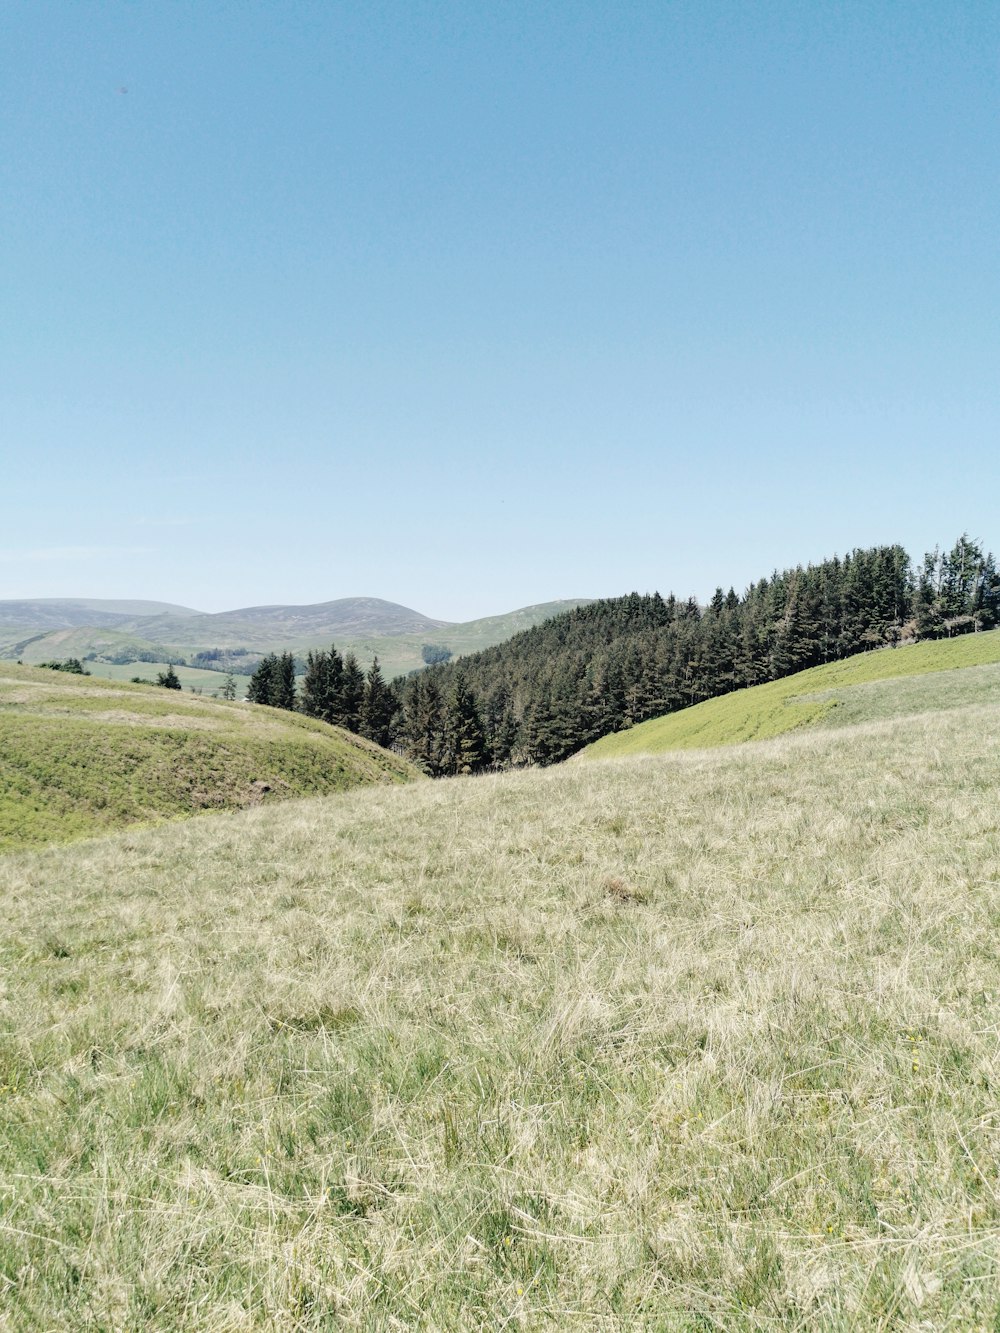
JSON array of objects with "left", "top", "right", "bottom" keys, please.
[{"left": 3, "top": 1, "right": 998, "bottom": 620}]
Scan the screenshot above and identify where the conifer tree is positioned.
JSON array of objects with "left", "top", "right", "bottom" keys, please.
[
  {"left": 442, "top": 675, "right": 486, "bottom": 774},
  {"left": 247, "top": 654, "right": 277, "bottom": 705},
  {"left": 273, "top": 653, "right": 297, "bottom": 711},
  {"left": 300, "top": 645, "right": 344, "bottom": 724},
  {"left": 360, "top": 657, "right": 395, "bottom": 747},
  {"left": 247, "top": 653, "right": 296, "bottom": 709},
  {"left": 340, "top": 653, "right": 364, "bottom": 733},
  {"left": 156, "top": 663, "right": 182, "bottom": 690},
  {"left": 403, "top": 675, "right": 446, "bottom": 775}
]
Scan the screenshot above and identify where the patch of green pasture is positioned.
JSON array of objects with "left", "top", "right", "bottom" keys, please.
[
  {"left": 583, "top": 629, "right": 1000, "bottom": 758},
  {"left": 84, "top": 660, "right": 251, "bottom": 691}
]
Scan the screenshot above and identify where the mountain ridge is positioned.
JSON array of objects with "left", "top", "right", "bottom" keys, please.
[
  {"left": 0, "top": 598, "right": 204, "bottom": 628},
  {"left": 0, "top": 597, "right": 593, "bottom": 682}
]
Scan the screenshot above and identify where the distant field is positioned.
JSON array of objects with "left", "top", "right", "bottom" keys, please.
[
  {"left": 0, "top": 664, "right": 418, "bottom": 850},
  {"left": 84, "top": 660, "right": 251, "bottom": 693},
  {"left": 582, "top": 629, "right": 1000, "bottom": 759},
  {"left": 2, "top": 690, "right": 1000, "bottom": 1325}
]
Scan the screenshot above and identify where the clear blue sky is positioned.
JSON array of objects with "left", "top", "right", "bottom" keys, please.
[{"left": 2, "top": 1, "right": 997, "bottom": 620}]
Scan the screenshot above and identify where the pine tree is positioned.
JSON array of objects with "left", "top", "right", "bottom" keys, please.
[
  {"left": 402, "top": 675, "right": 446, "bottom": 775},
  {"left": 300, "top": 645, "right": 343, "bottom": 723},
  {"left": 360, "top": 657, "right": 395, "bottom": 747},
  {"left": 340, "top": 653, "right": 364, "bottom": 733},
  {"left": 247, "top": 654, "right": 277, "bottom": 705},
  {"left": 156, "top": 663, "right": 182, "bottom": 690},
  {"left": 273, "top": 653, "right": 297, "bottom": 711},
  {"left": 442, "top": 675, "right": 486, "bottom": 774},
  {"left": 222, "top": 673, "right": 237, "bottom": 701}
]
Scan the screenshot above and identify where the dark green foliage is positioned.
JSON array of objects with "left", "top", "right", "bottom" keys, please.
[
  {"left": 422, "top": 644, "right": 453, "bottom": 665},
  {"left": 156, "top": 664, "right": 182, "bottom": 690},
  {"left": 299, "top": 646, "right": 396, "bottom": 748},
  {"left": 190, "top": 647, "right": 251, "bottom": 672},
  {"left": 300, "top": 645, "right": 344, "bottom": 724},
  {"left": 94, "top": 647, "right": 185, "bottom": 666},
  {"left": 38, "top": 659, "right": 89, "bottom": 675},
  {"left": 360, "top": 657, "right": 395, "bottom": 748},
  {"left": 272, "top": 653, "right": 297, "bottom": 711},
  {"left": 400, "top": 675, "right": 446, "bottom": 776},
  {"left": 247, "top": 653, "right": 296, "bottom": 710},
  {"left": 442, "top": 674, "right": 486, "bottom": 774},
  {"left": 340, "top": 654, "right": 364, "bottom": 734},
  {"left": 387, "top": 537, "right": 996, "bottom": 771},
  {"left": 917, "top": 536, "right": 1000, "bottom": 638}
]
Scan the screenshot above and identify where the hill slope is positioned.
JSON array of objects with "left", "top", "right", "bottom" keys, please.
[
  {"left": 5, "top": 598, "right": 592, "bottom": 680},
  {"left": 126, "top": 596, "right": 452, "bottom": 646},
  {"left": 0, "top": 664, "right": 419, "bottom": 850},
  {"left": 0, "top": 598, "right": 202, "bottom": 628},
  {"left": 1, "top": 686, "right": 999, "bottom": 1324},
  {"left": 580, "top": 629, "right": 1000, "bottom": 759}
]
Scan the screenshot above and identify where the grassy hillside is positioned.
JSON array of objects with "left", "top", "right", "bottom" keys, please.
[
  {"left": 3, "top": 625, "right": 191, "bottom": 667},
  {"left": 1, "top": 688, "right": 1000, "bottom": 1325},
  {"left": 0, "top": 664, "right": 418, "bottom": 850},
  {"left": 581, "top": 629, "right": 1000, "bottom": 759}
]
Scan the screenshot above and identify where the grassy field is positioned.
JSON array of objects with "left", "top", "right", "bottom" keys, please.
[
  {"left": 582, "top": 629, "right": 1000, "bottom": 759},
  {"left": 0, "top": 665, "right": 417, "bottom": 851},
  {"left": 1, "top": 685, "right": 999, "bottom": 1326},
  {"left": 81, "top": 660, "right": 253, "bottom": 693}
]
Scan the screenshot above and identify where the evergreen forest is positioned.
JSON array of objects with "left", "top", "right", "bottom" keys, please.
[{"left": 247, "top": 535, "right": 1000, "bottom": 774}]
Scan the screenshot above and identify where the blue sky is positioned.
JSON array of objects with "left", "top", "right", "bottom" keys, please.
[{"left": 2, "top": 1, "right": 997, "bottom": 620}]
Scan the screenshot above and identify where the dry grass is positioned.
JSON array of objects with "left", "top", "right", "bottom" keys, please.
[{"left": 1, "top": 696, "right": 999, "bottom": 1327}]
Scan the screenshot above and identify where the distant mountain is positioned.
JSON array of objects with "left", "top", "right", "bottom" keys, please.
[
  {"left": 0, "top": 596, "right": 595, "bottom": 679},
  {"left": 0, "top": 598, "right": 203, "bottom": 629},
  {"left": 130, "top": 597, "right": 452, "bottom": 645}
]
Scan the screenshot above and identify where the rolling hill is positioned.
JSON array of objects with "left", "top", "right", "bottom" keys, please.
[
  {"left": 579, "top": 627, "right": 1000, "bottom": 759},
  {"left": 1, "top": 657, "right": 999, "bottom": 1324},
  {"left": 0, "top": 663, "right": 419, "bottom": 850},
  {"left": 116, "top": 596, "right": 452, "bottom": 646},
  {"left": 0, "top": 598, "right": 202, "bottom": 628},
  {"left": 1, "top": 597, "right": 592, "bottom": 681}
]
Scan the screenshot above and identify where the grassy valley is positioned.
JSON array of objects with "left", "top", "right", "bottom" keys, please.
[
  {"left": 1, "top": 681, "right": 999, "bottom": 1325},
  {"left": 0, "top": 664, "right": 418, "bottom": 851}
]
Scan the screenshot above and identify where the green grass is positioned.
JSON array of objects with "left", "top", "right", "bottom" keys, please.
[
  {"left": 1, "top": 687, "right": 1000, "bottom": 1326},
  {"left": 581, "top": 629, "right": 1000, "bottom": 758},
  {"left": 81, "top": 660, "right": 252, "bottom": 692},
  {"left": 0, "top": 664, "right": 418, "bottom": 851}
]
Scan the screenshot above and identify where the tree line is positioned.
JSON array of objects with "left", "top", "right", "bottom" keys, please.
[
  {"left": 244, "top": 535, "right": 999, "bottom": 775},
  {"left": 247, "top": 647, "right": 395, "bottom": 748}
]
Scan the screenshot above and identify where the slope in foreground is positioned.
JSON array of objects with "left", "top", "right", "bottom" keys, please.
[{"left": 1, "top": 685, "right": 999, "bottom": 1325}]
